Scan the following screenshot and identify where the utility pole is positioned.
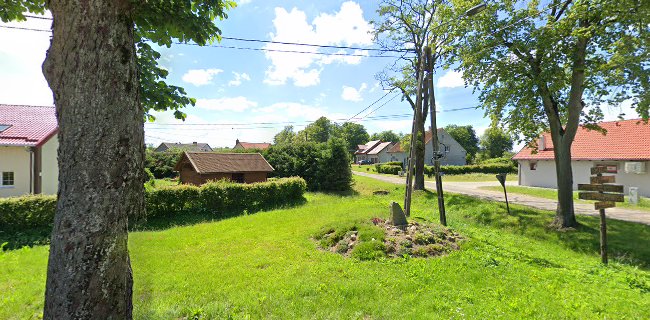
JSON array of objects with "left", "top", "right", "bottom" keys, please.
[
  {"left": 425, "top": 46, "right": 446, "bottom": 226},
  {"left": 404, "top": 50, "right": 426, "bottom": 217}
]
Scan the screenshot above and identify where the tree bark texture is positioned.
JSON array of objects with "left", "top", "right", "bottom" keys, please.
[
  {"left": 552, "top": 135, "right": 578, "bottom": 228},
  {"left": 42, "top": 0, "right": 143, "bottom": 318}
]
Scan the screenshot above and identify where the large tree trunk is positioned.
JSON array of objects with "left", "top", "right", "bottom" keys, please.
[
  {"left": 413, "top": 117, "right": 425, "bottom": 190},
  {"left": 552, "top": 135, "right": 578, "bottom": 228},
  {"left": 42, "top": 0, "right": 143, "bottom": 318}
]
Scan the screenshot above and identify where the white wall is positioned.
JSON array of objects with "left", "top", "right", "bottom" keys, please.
[
  {"left": 41, "top": 134, "right": 59, "bottom": 195},
  {"left": 0, "top": 146, "right": 31, "bottom": 197},
  {"left": 424, "top": 130, "right": 467, "bottom": 166},
  {"left": 519, "top": 159, "right": 650, "bottom": 197}
]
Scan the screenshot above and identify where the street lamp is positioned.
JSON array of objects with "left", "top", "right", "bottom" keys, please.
[{"left": 465, "top": 3, "right": 487, "bottom": 17}]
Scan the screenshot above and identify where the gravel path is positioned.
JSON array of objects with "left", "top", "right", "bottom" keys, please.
[{"left": 354, "top": 171, "right": 650, "bottom": 226}]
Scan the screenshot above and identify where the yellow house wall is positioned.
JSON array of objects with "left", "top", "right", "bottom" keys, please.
[
  {"left": 41, "top": 134, "right": 59, "bottom": 195},
  {"left": 0, "top": 146, "right": 31, "bottom": 197}
]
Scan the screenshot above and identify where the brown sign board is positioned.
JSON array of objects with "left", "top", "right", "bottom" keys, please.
[
  {"left": 591, "top": 165, "right": 618, "bottom": 175},
  {"left": 595, "top": 201, "right": 616, "bottom": 210},
  {"left": 579, "top": 192, "right": 624, "bottom": 202},
  {"left": 590, "top": 175, "right": 616, "bottom": 184},
  {"left": 578, "top": 184, "right": 624, "bottom": 193}
]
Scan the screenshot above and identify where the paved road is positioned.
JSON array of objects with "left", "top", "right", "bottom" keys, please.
[{"left": 354, "top": 171, "right": 650, "bottom": 226}]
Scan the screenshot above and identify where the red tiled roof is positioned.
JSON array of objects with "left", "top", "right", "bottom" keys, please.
[
  {"left": 0, "top": 104, "right": 58, "bottom": 147},
  {"left": 176, "top": 152, "right": 274, "bottom": 173},
  {"left": 387, "top": 142, "right": 403, "bottom": 153},
  {"left": 513, "top": 119, "right": 650, "bottom": 161},
  {"left": 238, "top": 142, "right": 271, "bottom": 150}
]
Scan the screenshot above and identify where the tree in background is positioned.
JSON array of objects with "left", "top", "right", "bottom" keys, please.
[
  {"left": 453, "top": 0, "right": 648, "bottom": 227},
  {"left": 340, "top": 122, "right": 370, "bottom": 152},
  {"left": 274, "top": 125, "right": 296, "bottom": 145},
  {"left": 373, "top": 0, "right": 455, "bottom": 190},
  {"left": 319, "top": 138, "right": 353, "bottom": 191},
  {"left": 297, "top": 116, "right": 341, "bottom": 143},
  {"left": 2, "top": 0, "right": 234, "bottom": 317},
  {"left": 369, "top": 130, "right": 402, "bottom": 143},
  {"left": 479, "top": 127, "right": 514, "bottom": 160},
  {"left": 444, "top": 124, "right": 479, "bottom": 163}
]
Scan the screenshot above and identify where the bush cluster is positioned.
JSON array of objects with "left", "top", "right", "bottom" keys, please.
[
  {"left": 263, "top": 139, "right": 352, "bottom": 192},
  {"left": 145, "top": 149, "right": 183, "bottom": 179},
  {"left": 1, "top": 177, "right": 306, "bottom": 230},
  {"left": 376, "top": 164, "right": 402, "bottom": 175}
]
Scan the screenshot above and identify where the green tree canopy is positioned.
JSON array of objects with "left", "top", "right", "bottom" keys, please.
[
  {"left": 444, "top": 124, "right": 479, "bottom": 163},
  {"left": 274, "top": 125, "right": 296, "bottom": 145},
  {"left": 479, "top": 127, "right": 514, "bottom": 159},
  {"left": 370, "top": 130, "right": 402, "bottom": 143},
  {"left": 340, "top": 122, "right": 370, "bottom": 151},
  {"left": 298, "top": 117, "right": 341, "bottom": 143}
]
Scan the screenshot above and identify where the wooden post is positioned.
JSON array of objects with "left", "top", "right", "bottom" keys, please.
[
  {"left": 425, "top": 47, "right": 446, "bottom": 226},
  {"left": 403, "top": 50, "right": 426, "bottom": 217},
  {"left": 599, "top": 208, "right": 608, "bottom": 264}
]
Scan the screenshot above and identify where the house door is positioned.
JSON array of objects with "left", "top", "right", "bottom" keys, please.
[{"left": 232, "top": 173, "right": 245, "bottom": 183}]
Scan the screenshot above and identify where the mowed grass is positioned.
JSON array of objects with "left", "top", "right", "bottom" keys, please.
[
  {"left": 351, "top": 165, "right": 517, "bottom": 182},
  {"left": 480, "top": 185, "right": 650, "bottom": 212},
  {"left": 1, "top": 176, "right": 649, "bottom": 319}
]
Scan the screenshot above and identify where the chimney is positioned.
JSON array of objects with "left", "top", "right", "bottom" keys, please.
[
  {"left": 236, "top": 139, "right": 240, "bottom": 144},
  {"left": 539, "top": 135, "right": 546, "bottom": 151},
  {"left": 193, "top": 141, "right": 197, "bottom": 145}
]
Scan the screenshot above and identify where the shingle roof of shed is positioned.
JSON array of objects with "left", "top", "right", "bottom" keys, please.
[
  {"left": 178, "top": 152, "right": 274, "bottom": 173},
  {"left": 0, "top": 104, "right": 58, "bottom": 147},
  {"left": 513, "top": 119, "right": 650, "bottom": 161}
]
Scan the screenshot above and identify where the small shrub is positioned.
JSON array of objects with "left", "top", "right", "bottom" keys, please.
[
  {"left": 376, "top": 164, "right": 402, "bottom": 175},
  {"left": 351, "top": 241, "right": 386, "bottom": 260},
  {"left": 424, "top": 163, "right": 517, "bottom": 175},
  {"left": 0, "top": 195, "right": 57, "bottom": 229}
]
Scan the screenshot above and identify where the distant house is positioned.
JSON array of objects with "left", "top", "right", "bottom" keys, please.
[
  {"left": 0, "top": 104, "right": 58, "bottom": 197},
  {"left": 233, "top": 139, "right": 271, "bottom": 150},
  {"left": 358, "top": 128, "right": 467, "bottom": 166},
  {"left": 155, "top": 142, "right": 212, "bottom": 153},
  {"left": 175, "top": 152, "right": 274, "bottom": 185},
  {"left": 513, "top": 119, "right": 650, "bottom": 197},
  {"left": 354, "top": 140, "right": 382, "bottom": 163}
]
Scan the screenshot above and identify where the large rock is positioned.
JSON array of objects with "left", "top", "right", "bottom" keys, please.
[{"left": 390, "top": 201, "right": 408, "bottom": 226}]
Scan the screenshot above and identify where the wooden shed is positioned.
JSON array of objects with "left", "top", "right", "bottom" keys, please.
[{"left": 175, "top": 152, "right": 274, "bottom": 185}]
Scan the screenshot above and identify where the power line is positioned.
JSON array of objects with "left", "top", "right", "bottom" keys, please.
[
  {"left": 180, "top": 42, "right": 407, "bottom": 58},
  {"left": 0, "top": 25, "right": 50, "bottom": 32},
  {"left": 345, "top": 89, "right": 395, "bottom": 122}
]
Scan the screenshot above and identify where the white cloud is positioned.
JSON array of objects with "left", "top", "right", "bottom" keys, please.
[
  {"left": 264, "top": 1, "right": 373, "bottom": 86},
  {"left": 228, "top": 72, "right": 251, "bottom": 86},
  {"left": 181, "top": 68, "right": 223, "bottom": 86},
  {"left": 341, "top": 83, "right": 367, "bottom": 102},
  {"left": 0, "top": 15, "right": 54, "bottom": 106},
  {"left": 238, "top": 0, "right": 252, "bottom": 4},
  {"left": 437, "top": 70, "right": 465, "bottom": 89},
  {"left": 196, "top": 97, "right": 258, "bottom": 112}
]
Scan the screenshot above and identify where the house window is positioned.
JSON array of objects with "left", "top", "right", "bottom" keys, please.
[
  {"left": 0, "top": 124, "right": 11, "bottom": 133},
  {"left": 529, "top": 162, "right": 537, "bottom": 171},
  {"left": 2, "top": 172, "right": 14, "bottom": 186},
  {"left": 444, "top": 145, "right": 450, "bottom": 152},
  {"left": 232, "top": 173, "right": 245, "bottom": 183}
]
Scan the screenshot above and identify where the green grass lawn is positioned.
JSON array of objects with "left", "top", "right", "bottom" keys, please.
[
  {"left": 480, "top": 185, "right": 650, "bottom": 212},
  {"left": 352, "top": 165, "right": 517, "bottom": 182},
  {"left": 2, "top": 176, "right": 649, "bottom": 319}
]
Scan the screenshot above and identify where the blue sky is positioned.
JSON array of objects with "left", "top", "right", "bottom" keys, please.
[{"left": 0, "top": 0, "right": 633, "bottom": 149}]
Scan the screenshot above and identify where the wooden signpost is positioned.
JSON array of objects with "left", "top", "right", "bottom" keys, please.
[{"left": 577, "top": 165, "right": 625, "bottom": 264}]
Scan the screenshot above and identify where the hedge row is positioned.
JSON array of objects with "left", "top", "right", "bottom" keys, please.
[
  {"left": 146, "top": 177, "right": 306, "bottom": 218},
  {"left": 0, "top": 177, "right": 307, "bottom": 230},
  {"left": 426, "top": 163, "right": 517, "bottom": 175},
  {"left": 376, "top": 164, "right": 402, "bottom": 175}
]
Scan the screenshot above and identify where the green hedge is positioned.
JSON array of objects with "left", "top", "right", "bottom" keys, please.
[
  {"left": 1, "top": 177, "right": 307, "bottom": 230},
  {"left": 425, "top": 163, "right": 517, "bottom": 175},
  {"left": 0, "top": 195, "right": 57, "bottom": 229},
  {"left": 376, "top": 164, "right": 402, "bottom": 175}
]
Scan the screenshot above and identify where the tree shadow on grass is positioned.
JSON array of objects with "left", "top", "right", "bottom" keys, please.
[
  {"left": 0, "top": 198, "right": 308, "bottom": 251},
  {"left": 446, "top": 193, "right": 650, "bottom": 269}
]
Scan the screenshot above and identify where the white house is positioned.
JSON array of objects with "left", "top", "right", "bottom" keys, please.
[
  {"left": 357, "top": 128, "right": 467, "bottom": 166},
  {"left": 0, "top": 104, "right": 58, "bottom": 198},
  {"left": 513, "top": 119, "right": 650, "bottom": 197}
]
